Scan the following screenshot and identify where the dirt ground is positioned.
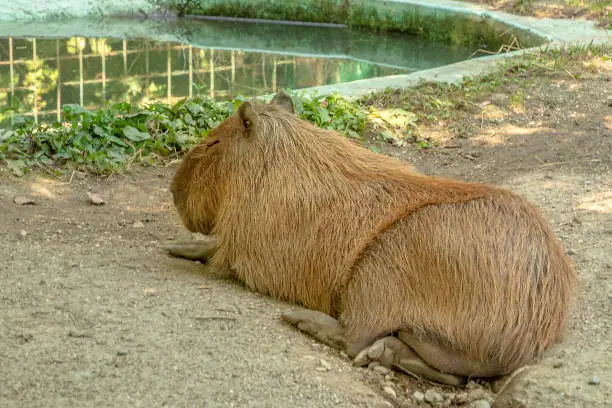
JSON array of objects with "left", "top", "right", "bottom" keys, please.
[
  {"left": 1, "top": 52, "right": 611, "bottom": 408},
  {"left": 465, "top": 0, "right": 611, "bottom": 25}
]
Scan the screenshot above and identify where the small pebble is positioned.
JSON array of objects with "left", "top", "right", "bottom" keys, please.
[
  {"left": 472, "top": 400, "right": 491, "bottom": 408},
  {"left": 468, "top": 388, "right": 487, "bottom": 401},
  {"left": 14, "top": 196, "right": 36, "bottom": 205},
  {"left": 133, "top": 221, "right": 145, "bottom": 228},
  {"left": 412, "top": 391, "right": 425, "bottom": 403},
  {"left": 372, "top": 365, "right": 390, "bottom": 375},
  {"left": 552, "top": 360, "right": 564, "bottom": 368},
  {"left": 454, "top": 392, "right": 469, "bottom": 404},
  {"left": 319, "top": 359, "right": 331, "bottom": 370},
  {"left": 425, "top": 389, "right": 444, "bottom": 403},
  {"left": 588, "top": 376, "right": 601, "bottom": 385},
  {"left": 117, "top": 349, "right": 128, "bottom": 356},
  {"left": 20, "top": 230, "right": 28, "bottom": 237},
  {"left": 466, "top": 380, "right": 479, "bottom": 390},
  {"left": 381, "top": 386, "right": 397, "bottom": 399},
  {"left": 86, "top": 192, "right": 105, "bottom": 205}
]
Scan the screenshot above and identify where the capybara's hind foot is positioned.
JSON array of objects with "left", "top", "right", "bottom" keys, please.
[
  {"left": 353, "top": 336, "right": 465, "bottom": 386},
  {"left": 282, "top": 309, "right": 346, "bottom": 350},
  {"left": 161, "top": 236, "right": 219, "bottom": 262}
]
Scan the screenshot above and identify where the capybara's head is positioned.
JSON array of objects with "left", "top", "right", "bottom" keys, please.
[{"left": 170, "top": 91, "right": 296, "bottom": 234}]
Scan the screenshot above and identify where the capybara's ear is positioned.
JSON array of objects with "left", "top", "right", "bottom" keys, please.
[
  {"left": 271, "top": 90, "right": 295, "bottom": 114},
  {"left": 238, "top": 101, "right": 258, "bottom": 136}
]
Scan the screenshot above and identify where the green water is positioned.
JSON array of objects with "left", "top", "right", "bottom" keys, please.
[
  {"left": 0, "top": 36, "right": 406, "bottom": 124},
  {"left": 0, "top": 19, "right": 479, "bottom": 124}
]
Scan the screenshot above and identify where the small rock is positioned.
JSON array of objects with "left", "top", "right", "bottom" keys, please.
[
  {"left": 381, "top": 386, "right": 396, "bottom": 399},
  {"left": 133, "top": 221, "right": 145, "bottom": 228},
  {"left": 425, "top": 389, "right": 444, "bottom": 403},
  {"left": 14, "top": 196, "right": 35, "bottom": 205},
  {"left": 19, "top": 230, "right": 28, "bottom": 237},
  {"left": 319, "top": 359, "right": 331, "bottom": 371},
  {"left": 372, "top": 365, "right": 390, "bottom": 375},
  {"left": 588, "top": 376, "right": 601, "bottom": 385},
  {"left": 143, "top": 288, "right": 157, "bottom": 296},
  {"left": 412, "top": 391, "right": 425, "bottom": 403},
  {"left": 471, "top": 400, "right": 491, "bottom": 408},
  {"left": 86, "top": 192, "right": 105, "bottom": 205},
  {"left": 468, "top": 388, "right": 487, "bottom": 401},
  {"left": 566, "top": 248, "right": 576, "bottom": 255},
  {"left": 454, "top": 392, "right": 469, "bottom": 404},
  {"left": 67, "top": 330, "right": 91, "bottom": 338},
  {"left": 466, "top": 380, "right": 480, "bottom": 390},
  {"left": 117, "top": 349, "right": 128, "bottom": 356},
  {"left": 552, "top": 360, "right": 564, "bottom": 368}
]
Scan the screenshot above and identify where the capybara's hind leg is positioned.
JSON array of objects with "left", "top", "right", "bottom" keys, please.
[
  {"left": 397, "top": 330, "right": 501, "bottom": 378},
  {"left": 354, "top": 336, "right": 465, "bottom": 386},
  {"left": 161, "top": 235, "right": 219, "bottom": 262},
  {"left": 282, "top": 309, "right": 346, "bottom": 350}
]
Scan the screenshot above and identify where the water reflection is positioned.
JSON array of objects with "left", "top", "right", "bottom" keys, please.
[{"left": 0, "top": 37, "right": 406, "bottom": 124}]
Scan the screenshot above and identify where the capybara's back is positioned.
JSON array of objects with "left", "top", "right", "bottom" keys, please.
[{"left": 168, "top": 91, "right": 576, "bottom": 384}]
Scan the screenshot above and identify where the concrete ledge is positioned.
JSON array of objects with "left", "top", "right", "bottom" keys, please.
[{"left": 0, "top": 0, "right": 154, "bottom": 21}]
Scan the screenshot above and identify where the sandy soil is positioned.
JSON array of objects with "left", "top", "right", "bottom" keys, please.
[
  {"left": 1, "top": 54, "right": 611, "bottom": 408},
  {"left": 464, "top": 0, "right": 611, "bottom": 27}
]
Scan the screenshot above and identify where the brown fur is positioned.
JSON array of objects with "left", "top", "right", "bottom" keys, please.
[{"left": 170, "top": 92, "right": 576, "bottom": 378}]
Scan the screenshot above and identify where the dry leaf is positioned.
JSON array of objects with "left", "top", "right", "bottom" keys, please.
[
  {"left": 87, "top": 192, "right": 105, "bottom": 205},
  {"left": 13, "top": 196, "right": 35, "bottom": 205}
]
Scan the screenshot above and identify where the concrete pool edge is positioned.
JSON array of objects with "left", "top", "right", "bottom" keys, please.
[
  {"left": 295, "top": 40, "right": 609, "bottom": 100},
  {"left": 283, "top": 0, "right": 610, "bottom": 99}
]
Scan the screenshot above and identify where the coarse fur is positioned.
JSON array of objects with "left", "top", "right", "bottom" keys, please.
[{"left": 170, "top": 91, "right": 576, "bottom": 380}]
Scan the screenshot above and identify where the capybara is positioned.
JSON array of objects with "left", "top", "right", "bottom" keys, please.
[{"left": 164, "top": 90, "right": 576, "bottom": 385}]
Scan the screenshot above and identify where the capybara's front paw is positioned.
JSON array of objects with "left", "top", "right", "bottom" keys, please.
[
  {"left": 282, "top": 309, "right": 346, "bottom": 350},
  {"left": 161, "top": 236, "right": 219, "bottom": 262}
]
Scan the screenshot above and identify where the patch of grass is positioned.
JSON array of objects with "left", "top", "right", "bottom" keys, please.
[
  {"left": 0, "top": 93, "right": 366, "bottom": 176},
  {"left": 361, "top": 43, "right": 610, "bottom": 141},
  {"left": 467, "top": 0, "right": 611, "bottom": 28}
]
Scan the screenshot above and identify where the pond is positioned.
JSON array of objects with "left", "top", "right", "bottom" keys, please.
[{"left": 0, "top": 17, "right": 481, "bottom": 124}]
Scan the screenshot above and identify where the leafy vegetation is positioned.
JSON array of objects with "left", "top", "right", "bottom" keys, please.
[{"left": 0, "top": 93, "right": 366, "bottom": 176}]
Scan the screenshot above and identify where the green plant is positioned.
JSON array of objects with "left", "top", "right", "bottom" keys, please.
[
  {"left": 0, "top": 93, "right": 367, "bottom": 175},
  {"left": 295, "top": 92, "right": 366, "bottom": 139}
]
